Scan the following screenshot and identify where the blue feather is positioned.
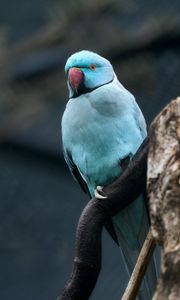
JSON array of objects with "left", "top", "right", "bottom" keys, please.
[{"left": 62, "top": 50, "right": 158, "bottom": 299}]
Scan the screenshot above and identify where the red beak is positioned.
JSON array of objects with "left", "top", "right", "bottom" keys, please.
[{"left": 68, "top": 67, "right": 84, "bottom": 93}]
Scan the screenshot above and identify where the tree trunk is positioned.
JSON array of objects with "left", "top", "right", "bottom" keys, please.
[{"left": 147, "top": 97, "right": 180, "bottom": 300}]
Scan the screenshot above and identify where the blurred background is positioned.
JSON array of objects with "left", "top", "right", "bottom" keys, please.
[{"left": 0, "top": 0, "right": 179, "bottom": 299}]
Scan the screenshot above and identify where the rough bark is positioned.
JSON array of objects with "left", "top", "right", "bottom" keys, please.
[{"left": 147, "top": 97, "right": 180, "bottom": 300}]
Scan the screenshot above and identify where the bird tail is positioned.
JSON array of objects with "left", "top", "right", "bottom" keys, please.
[{"left": 113, "top": 196, "right": 159, "bottom": 300}]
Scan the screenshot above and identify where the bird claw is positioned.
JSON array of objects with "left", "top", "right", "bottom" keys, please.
[{"left": 94, "top": 186, "right": 107, "bottom": 200}]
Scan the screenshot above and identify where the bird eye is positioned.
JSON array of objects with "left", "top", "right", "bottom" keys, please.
[{"left": 89, "top": 64, "right": 96, "bottom": 71}]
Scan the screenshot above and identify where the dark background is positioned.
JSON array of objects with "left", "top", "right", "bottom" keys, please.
[{"left": 0, "top": 1, "right": 179, "bottom": 299}]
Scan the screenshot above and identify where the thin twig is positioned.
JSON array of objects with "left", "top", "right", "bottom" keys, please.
[{"left": 121, "top": 230, "right": 155, "bottom": 300}]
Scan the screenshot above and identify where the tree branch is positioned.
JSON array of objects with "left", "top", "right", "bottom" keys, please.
[
  {"left": 121, "top": 230, "right": 155, "bottom": 300},
  {"left": 57, "top": 138, "right": 149, "bottom": 300},
  {"left": 147, "top": 97, "right": 180, "bottom": 300}
]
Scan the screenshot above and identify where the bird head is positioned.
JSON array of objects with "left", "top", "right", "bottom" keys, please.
[{"left": 65, "top": 50, "right": 114, "bottom": 98}]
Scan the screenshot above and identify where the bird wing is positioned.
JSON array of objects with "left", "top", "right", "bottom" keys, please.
[
  {"left": 133, "top": 99, "right": 147, "bottom": 139},
  {"left": 63, "top": 147, "right": 119, "bottom": 244},
  {"left": 63, "top": 148, "right": 90, "bottom": 195}
]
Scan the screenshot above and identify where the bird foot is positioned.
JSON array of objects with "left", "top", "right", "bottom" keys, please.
[{"left": 94, "top": 186, "right": 107, "bottom": 200}]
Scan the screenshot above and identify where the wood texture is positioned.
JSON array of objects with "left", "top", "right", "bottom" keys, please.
[
  {"left": 121, "top": 230, "right": 155, "bottom": 300},
  {"left": 147, "top": 97, "right": 180, "bottom": 300}
]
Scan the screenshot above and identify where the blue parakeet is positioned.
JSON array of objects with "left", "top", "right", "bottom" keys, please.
[{"left": 61, "top": 50, "right": 157, "bottom": 299}]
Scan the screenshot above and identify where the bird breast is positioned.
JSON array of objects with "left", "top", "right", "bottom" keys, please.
[{"left": 62, "top": 79, "right": 144, "bottom": 187}]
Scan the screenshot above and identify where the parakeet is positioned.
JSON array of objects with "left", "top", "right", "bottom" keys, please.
[{"left": 61, "top": 50, "right": 157, "bottom": 299}]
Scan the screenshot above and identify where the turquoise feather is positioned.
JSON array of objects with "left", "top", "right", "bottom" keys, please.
[
  {"left": 62, "top": 50, "right": 158, "bottom": 299},
  {"left": 113, "top": 196, "right": 143, "bottom": 249}
]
